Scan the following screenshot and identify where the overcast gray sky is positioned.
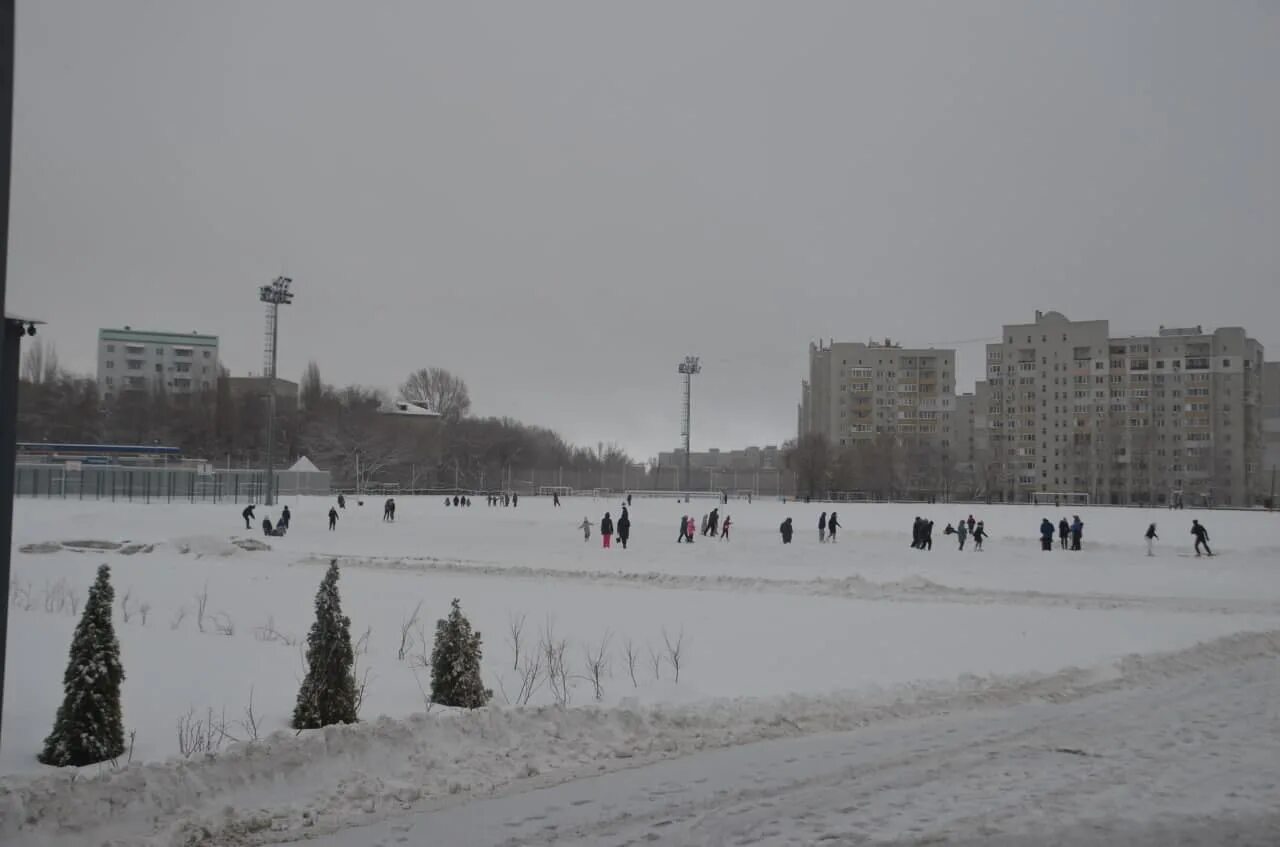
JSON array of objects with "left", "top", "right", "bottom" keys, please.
[{"left": 9, "top": 1, "right": 1279, "bottom": 461}]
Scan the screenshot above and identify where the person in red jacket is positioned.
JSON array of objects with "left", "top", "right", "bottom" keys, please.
[{"left": 600, "top": 512, "right": 614, "bottom": 549}]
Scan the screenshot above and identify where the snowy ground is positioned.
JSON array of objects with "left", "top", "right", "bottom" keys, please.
[{"left": 2, "top": 495, "right": 1279, "bottom": 845}]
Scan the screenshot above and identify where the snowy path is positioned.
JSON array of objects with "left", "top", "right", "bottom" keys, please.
[{"left": 291, "top": 656, "right": 1280, "bottom": 847}]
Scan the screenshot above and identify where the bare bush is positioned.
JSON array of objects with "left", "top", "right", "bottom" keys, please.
[
  {"left": 194, "top": 583, "right": 209, "bottom": 633},
  {"left": 170, "top": 607, "right": 189, "bottom": 631},
  {"left": 647, "top": 643, "right": 663, "bottom": 681},
  {"left": 540, "top": 617, "right": 571, "bottom": 706},
  {"left": 355, "top": 625, "right": 372, "bottom": 656},
  {"left": 9, "top": 579, "right": 33, "bottom": 611},
  {"left": 177, "top": 708, "right": 230, "bottom": 758},
  {"left": 662, "top": 627, "right": 686, "bottom": 684},
  {"left": 497, "top": 651, "right": 544, "bottom": 706},
  {"left": 212, "top": 612, "right": 235, "bottom": 637},
  {"left": 139, "top": 603, "right": 151, "bottom": 626},
  {"left": 583, "top": 631, "right": 612, "bottom": 702},
  {"left": 622, "top": 637, "right": 640, "bottom": 688},
  {"left": 120, "top": 588, "right": 134, "bottom": 623},
  {"left": 253, "top": 616, "right": 297, "bottom": 646},
  {"left": 398, "top": 600, "right": 423, "bottom": 661},
  {"left": 237, "top": 687, "right": 261, "bottom": 742},
  {"left": 506, "top": 611, "right": 528, "bottom": 671},
  {"left": 43, "top": 578, "right": 80, "bottom": 616}
]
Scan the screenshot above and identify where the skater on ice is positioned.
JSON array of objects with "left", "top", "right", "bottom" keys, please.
[
  {"left": 384, "top": 498, "right": 396, "bottom": 522},
  {"left": 818, "top": 511, "right": 827, "bottom": 543},
  {"left": 1192, "top": 519, "right": 1212, "bottom": 557},
  {"left": 279, "top": 505, "right": 291, "bottom": 531},
  {"left": 956, "top": 518, "right": 968, "bottom": 550},
  {"left": 827, "top": 512, "right": 840, "bottom": 542},
  {"left": 686, "top": 515, "right": 697, "bottom": 542},
  {"left": 779, "top": 517, "right": 794, "bottom": 544},
  {"left": 616, "top": 508, "right": 631, "bottom": 549},
  {"left": 579, "top": 516, "right": 593, "bottom": 541},
  {"left": 600, "top": 512, "right": 614, "bottom": 549},
  {"left": 1040, "top": 518, "right": 1055, "bottom": 551},
  {"left": 1058, "top": 517, "right": 1070, "bottom": 550},
  {"left": 1145, "top": 523, "right": 1158, "bottom": 556},
  {"left": 720, "top": 515, "right": 731, "bottom": 540},
  {"left": 1070, "top": 515, "right": 1084, "bottom": 550},
  {"left": 677, "top": 515, "right": 688, "bottom": 543},
  {"left": 328, "top": 506, "right": 339, "bottom": 531},
  {"left": 972, "top": 521, "right": 987, "bottom": 550},
  {"left": 241, "top": 504, "right": 256, "bottom": 530},
  {"left": 337, "top": 494, "right": 346, "bottom": 509}
]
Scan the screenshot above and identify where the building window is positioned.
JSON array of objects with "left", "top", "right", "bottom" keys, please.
[
  {"left": 156, "top": 348, "right": 164, "bottom": 355},
  {"left": 106, "top": 344, "right": 115, "bottom": 353},
  {"left": 203, "top": 351, "right": 211, "bottom": 359},
  {"left": 155, "top": 363, "right": 163, "bottom": 372},
  {"left": 127, "top": 360, "right": 144, "bottom": 370},
  {"left": 105, "top": 360, "right": 114, "bottom": 369}
]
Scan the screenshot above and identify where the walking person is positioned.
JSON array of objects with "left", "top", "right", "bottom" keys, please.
[
  {"left": 818, "top": 512, "right": 827, "bottom": 543},
  {"left": 957, "top": 519, "right": 968, "bottom": 550},
  {"left": 616, "top": 508, "right": 631, "bottom": 549},
  {"left": 701, "top": 513, "right": 710, "bottom": 537},
  {"left": 580, "top": 516, "right": 593, "bottom": 541},
  {"left": 1191, "top": 519, "right": 1212, "bottom": 557},
  {"left": 827, "top": 511, "right": 840, "bottom": 543},
  {"left": 279, "top": 505, "right": 292, "bottom": 531},
  {"left": 911, "top": 517, "right": 922, "bottom": 549},
  {"left": 1040, "top": 518, "right": 1055, "bottom": 551},
  {"left": 553, "top": 492, "right": 561, "bottom": 507},
  {"left": 384, "top": 498, "right": 396, "bottom": 522},
  {"left": 972, "top": 521, "right": 987, "bottom": 551},
  {"left": 720, "top": 515, "right": 731, "bottom": 541},
  {"left": 709, "top": 508, "right": 720, "bottom": 537},
  {"left": 627, "top": 493, "right": 632, "bottom": 507},
  {"left": 676, "top": 515, "right": 688, "bottom": 543},
  {"left": 1070, "top": 515, "right": 1084, "bottom": 551},
  {"left": 242, "top": 504, "right": 256, "bottom": 530},
  {"left": 337, "top": 493, "right": 346, "bottom": 509},
  {"left": 686, "top": 515, "right": 697, "bottom": 542},
  {"left": 600, "top": 512, "right": 614, "bottom": 549},
  {"left": 512, "top": 493, "right": 519, "bottom": 508},
  {"left": 1145, "top": 523, "right": 1158, "bottom": 556},
  {"left": 328, "top": 506, "right": 338, "bottom": 531},
  {"left": 1058, "top": 518, "right": 1070, "bottom": 550},
  {"left": 780, "top": 517, "right": 794, "bottom": 544},
  {"left": 967, "top": 514, "right": 976, "bottom": 534}
]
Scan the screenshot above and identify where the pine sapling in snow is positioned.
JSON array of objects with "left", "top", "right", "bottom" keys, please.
[
  {"left": 292, "top": 560, "right": 359, "bottom": 729},
  {"left": 431, "top": 598, "right": 491, "bottom": 708},
  {"left": 39, "top": 564, "right": 126, "bottom": 767}
]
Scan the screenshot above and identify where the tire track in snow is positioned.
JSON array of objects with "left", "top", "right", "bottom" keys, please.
[{"left": 299, "top": 553, "right": 1280, "bottom": 617}]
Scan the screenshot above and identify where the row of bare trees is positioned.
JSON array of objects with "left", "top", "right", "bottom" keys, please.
[
  {"left": 783, "top": 433, "right": 960, "bottom": 500},
  {"left": 16, "top": 342, "right": 632, "bottom": 491}
]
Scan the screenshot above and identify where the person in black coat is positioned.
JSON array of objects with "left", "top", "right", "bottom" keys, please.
[
  {"left": 780, "top": 517, "right": 794, "bottom": 544},
  {"left": 1191, "top": 519, "right": 1212, "bottom": 557},
  {"left": 827, "top": 512, "right": 841, "bottom": 543},
  {"left": 600, "top": 511, "right": 614, "bottom": 548},
  {"left": 337, "top": 494, "right": 346, "bottom": 509},
  {"left": 616, "top": 508, "right": 631, "bottom": 549},
  {"left": 280, "top": 505, "right": 291, "bottom": 530},
  {"left": 677, "top": 515, "right": 688, "bottom": 543},
  {"left": 262, "top": 517, "right": 273, "bottom": 536},
  {"left": 923, "top": 519, "right": 934, "bottom": 550},
  {"left": 328, "top": 507, "right": 338, "bottom": 531},
  {"left": 1058, "top": 518, "right": 1070, "bottom": 550},
  {"left": 1040, "top": 518, "right": 1055, "bottom": 551},
  {"left": 242, "top": 504, "right": 256, "bottom": 529},
  {"left": 818, "top": 512, "right": 827, "bottom": 543},
  {"left": 911, "top": 517, "right": 922, "bottom": 549}
]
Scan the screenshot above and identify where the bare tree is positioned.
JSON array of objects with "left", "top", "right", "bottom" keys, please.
[
  {"left": 194, "top": 583, "right": 210, "bottom": 633},
  {"left": 662, "top": 627, "right": 686, "bottom": 684},
  {"left": 398, "top": 600, "right": 423, "bottom": 661},
  {"left": 300, "top": 360, "right": 325, "bottom": 412},
  {"left": 784, "top": 434, "right": 832, "bottom": 499},
  {"left": 540, "top": 617, "right": 571, "bottom": 706},
  {"left": 647, "top": 642, "right": 663, "bottom": 681},
  {"left": 21, "top": 338, "right": 60, "bottom": 384},
  {"left": 622, "top": 637, "right": 640, "bottom": 688},
  {"left": 400, "top": 367, "right": 471, "bottom": 422},
  {"left": 582, "top": 631, "right": 612, "bottom": 701},
  {"left": 237, "top": 687, "right": 261, "bottom": 742},
  {"left": 506, "top": 611, "right": 527, "bottom": 670}
]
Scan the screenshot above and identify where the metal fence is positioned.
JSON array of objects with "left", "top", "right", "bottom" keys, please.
[{"left": 13, "top": 464, "right": 330, "bottom": 503}]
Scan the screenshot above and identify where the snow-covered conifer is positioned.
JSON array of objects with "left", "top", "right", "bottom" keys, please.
[
  {"left": 292, "top": 560, "right": 358, "bottom": 729},
  {"left": 430, "top": 598, "right": 491, "bottom": 708},
  {"left": 39, "top": 564, "right": 126, "bottom": 766}
]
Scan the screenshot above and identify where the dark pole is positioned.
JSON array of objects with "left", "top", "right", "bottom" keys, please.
[{"left": 0, "top": 0, "right": 17, "bottom": 750}]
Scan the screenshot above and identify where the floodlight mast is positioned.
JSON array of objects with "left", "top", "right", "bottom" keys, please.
[
  {"left": 677, "top": 356, "right": 701, "bottom": 494},
  {"left": 259, "top": 276, "right": 293, "bottom": 506}
]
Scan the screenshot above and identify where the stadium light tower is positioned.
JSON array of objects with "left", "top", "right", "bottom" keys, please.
[
  {"left": 259, "top": 276, "right": 294, "bottom": 506},
  {"left": 677, "top": 356, "right": 701, "bottom": 493}
]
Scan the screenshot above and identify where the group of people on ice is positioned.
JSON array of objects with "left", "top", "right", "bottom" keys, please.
[
  {"left": 677, "top": 508, "right": 730, "bottom": 542},
  {"left": 940, "top": 515, "right": 988, "bottom": 550},
  {"left": 1038, "top": 515, "right": 1085, "bottom": 551},
  {"left": 580, "top": 507, "right": 632, "bottom": 549},
  {"left": 242, "top": 503, "right": 291, "bottom": 537}
]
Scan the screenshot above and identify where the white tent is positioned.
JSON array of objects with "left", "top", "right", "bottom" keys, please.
[{"left": 288, "top": 456, "right": 321, "bottom": 473}]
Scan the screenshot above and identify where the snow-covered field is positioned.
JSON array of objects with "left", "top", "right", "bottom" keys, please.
[{"left": 2, "top": 495, "right": 1279, "bottom": 846}]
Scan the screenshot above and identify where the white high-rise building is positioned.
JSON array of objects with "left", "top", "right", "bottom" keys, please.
[
  {"left": 985, "top": 311, "right": 1264, "bottom": 506},
  {"left": 97, "top": 327, "right": 220, "bottom": 403}
]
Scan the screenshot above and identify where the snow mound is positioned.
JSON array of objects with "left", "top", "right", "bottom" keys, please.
[
  {"left": 17, "top": 540, "right": 155, "bottom": 555},
  {"left": 170, "top": 536, "right": 248, "bottom": 557},
  {"left": 4, "top": 627, "right": 1277, "bottom": 847}
]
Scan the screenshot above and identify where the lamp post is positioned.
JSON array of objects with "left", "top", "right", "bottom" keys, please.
[
  {"left": 258, "top": 276, "right": 293, "bottom": 506},
  {"left": 677, "top": 356, "right": 701, "bottom": 496}
]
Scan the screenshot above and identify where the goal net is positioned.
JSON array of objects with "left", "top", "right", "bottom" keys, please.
[
  {"left": 1031, "top": 491, "right": 1090, "bottom": 506},
  {"left": 538, "top": 486, "right": 572, "bottom": 497}
]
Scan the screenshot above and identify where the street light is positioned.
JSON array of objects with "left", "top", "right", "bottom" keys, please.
[
  {"left": 259, "top": 276, "right": 293, "bottom": 506},
  {"left": 677, "top": 356, "right": 701, "bottom": 495}
]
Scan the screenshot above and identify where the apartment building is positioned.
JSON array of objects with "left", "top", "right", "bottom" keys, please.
[
  {"left": 97, "top": 327, "right": 220, "bottom": 403},
  {"left": 985, "top": 311, "right": 1264, "bottom": 506},
  {"left": 800, "top": 338, "right": 957, "bottom": 450},
  {"left": 657, "top": 445, "right": 782, "bottom": 472},
  {"left": 1264, "top": 362, "right": 1280, "bottom": 495}
]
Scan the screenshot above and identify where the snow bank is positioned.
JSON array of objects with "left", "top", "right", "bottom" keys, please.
[{"left": 3, "top": 628, "right": 1278, "bottom": 847}]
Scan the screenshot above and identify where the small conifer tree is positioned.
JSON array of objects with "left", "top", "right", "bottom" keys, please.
[
  {"left": 39, "top": 564, "right": 126, "bottom": 766},
  {"left": 292, "top": 560, "right": 358, "bottom": 729},
  {"left": 430, "top": 598, "right": 491, "bottom": 708}
]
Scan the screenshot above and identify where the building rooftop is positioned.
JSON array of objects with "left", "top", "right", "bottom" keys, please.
[{"left": 100, "top": 327, "right": 218, "bottom": 346}]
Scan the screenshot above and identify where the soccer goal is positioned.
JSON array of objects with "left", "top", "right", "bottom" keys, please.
[
  {"left": 1032, "top": 491, "right": 1090, "bottom": 507},
  {"left": 538, "top": 485, "right": 572, "bottom": 497}
]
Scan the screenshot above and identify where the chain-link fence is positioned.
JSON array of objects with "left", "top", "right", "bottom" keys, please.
[{"left": 13, "top": 464, "right": 330, "bottom": 503}]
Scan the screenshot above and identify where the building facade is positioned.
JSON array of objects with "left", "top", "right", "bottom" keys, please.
[
  {"left": 1263, "top": 362, "right": 1280, "bottom": 499},
  {"left": 986, "top": 311, "right": 1265, "bottom": 506},
  {"left": 656, "top": 444, "right": 782, "bottom": 472},
  {"left": 97, "top": 327, "right": 219, "bottom": 403},
  {"left": 800, "top": 339, "right": 957, "bottom": 448}
]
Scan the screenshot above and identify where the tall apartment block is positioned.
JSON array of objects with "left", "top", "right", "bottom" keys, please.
[
  {"left": 799, "top": 339, "right": 957, "bottom": 451},
  {"left": 97, "top": 327, "right": 220, "bottom": 403},
  {"left": 1264, "top": 362, "right": 1280, "bottom": 495},
  {"left": 984, "top": 311, "right": 1264, "bottom": 506}
]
